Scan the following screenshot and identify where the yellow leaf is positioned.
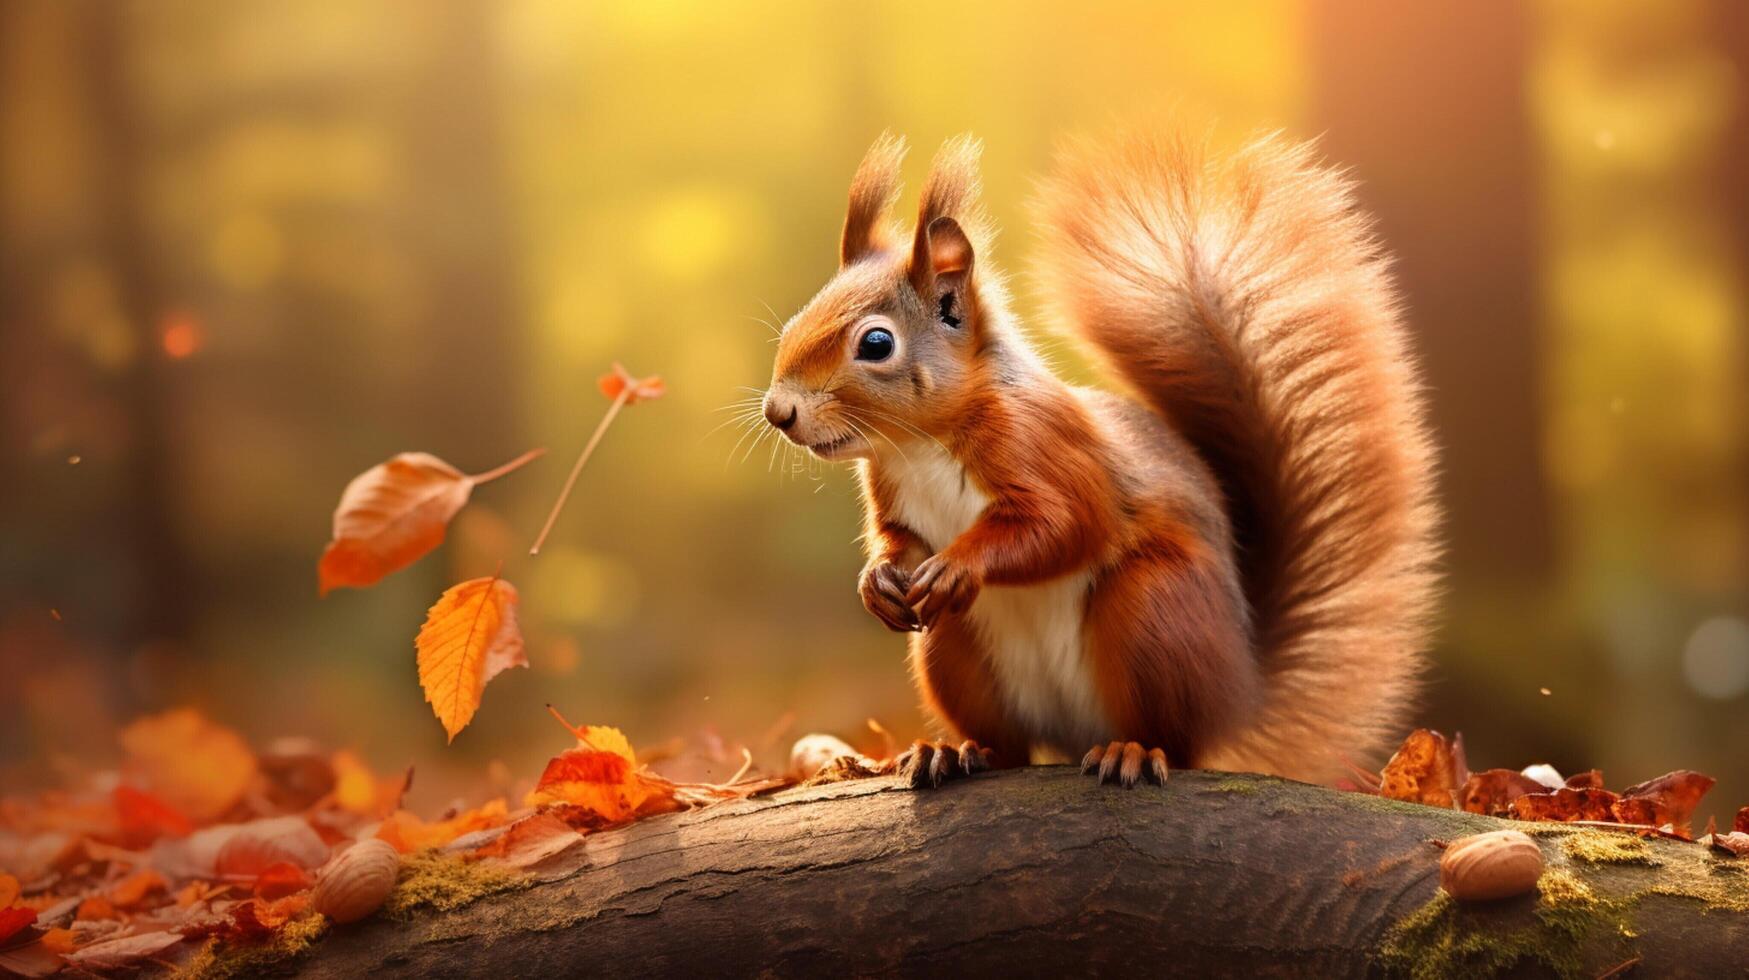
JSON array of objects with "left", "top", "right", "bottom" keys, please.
[{"left": 415, "top": 575, "right": 527, "bottom": 741}]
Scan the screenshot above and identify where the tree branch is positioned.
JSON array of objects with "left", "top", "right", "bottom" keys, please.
[{"left": 295, "top": 768, "right": 1749, "bottom": 978}]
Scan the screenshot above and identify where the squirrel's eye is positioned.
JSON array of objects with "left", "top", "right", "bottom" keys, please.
[{"left": 855, "top": 328, "right": 896, "bottom": 362}]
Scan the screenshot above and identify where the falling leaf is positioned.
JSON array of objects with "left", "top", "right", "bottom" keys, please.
[
  {"left": 529, "top": 363, "right": 664, "bottom": 555},
  {"left": 1457, "top": 769, "right": 1546, "bottom": 817},
  {"left": 1377, "top": 729, "right": 1462, "bottom": 808},
  {"left": 120, "top": 710, "right": 257, "bottom": 823},
  {"left": 319, "top": 449, "right": 544, "bottom": 596},
  {"left": 415, "top": 575, "right": 527, "bottom": 741},
  {"left": 597, "top": 362, "right": 667, "bottom": 405},
  {"left": 0, "top": 906, "right": 34, "bottom": 945},
  {"left": 1617, "top": 771, "right": 1714, "bottom": 838}
]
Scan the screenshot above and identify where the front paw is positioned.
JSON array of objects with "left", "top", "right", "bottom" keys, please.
[
  {"left": 883, "top": 739, "right": 993, "bottom": 789},
  {"left": 859, "top": 560, "right": 919, "bottom": 632},
  {"left": 905, "top": 553, "right": 981, "bottom": 627}
]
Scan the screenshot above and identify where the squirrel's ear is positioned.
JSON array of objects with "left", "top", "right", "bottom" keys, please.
[
  {"left": 922, "top": 216, "right": 973, "bottom": 281},
  {"left": 841, "top": 132, "right": 907, "bottom": 267}
]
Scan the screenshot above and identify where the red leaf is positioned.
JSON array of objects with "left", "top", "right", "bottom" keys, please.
[
  {"left": 1509, "top": 787, "right": 1620, "bottom": 823},
  {"left": 1457, "top": 769, "right": 1545, "bottom": 817},
  {"left": 0, "top": 907, "right": 36, "bottom": 946},
  {"left": 1618, "top": 770, "right": 1714, "bottom": 838},
  {"left": 113, "top": 785, "right": 193, "bottom": 846},
  {"left": 1737, "top": 805, "right": 1748, "bottom": 835}
]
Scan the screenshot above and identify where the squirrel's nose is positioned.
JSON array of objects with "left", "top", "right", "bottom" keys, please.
[{"left": 764, "top": 398, "right": 799, "bottom": 431}]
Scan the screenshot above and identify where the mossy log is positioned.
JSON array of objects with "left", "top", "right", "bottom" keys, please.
[{"left": 295, "top": 767, "right": 1749, "bottom": 978}]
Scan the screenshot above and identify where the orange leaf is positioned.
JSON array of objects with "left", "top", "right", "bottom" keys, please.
[
  {"left": 76, "top": 895, "right": 116, "bottom": 921},
  {"left": 1618, "top": 770, "right": 1714, "bottom": 838},
  {"left": 597, "top": 363, "right": 666, "bottom": 405},
  {"left": 39, "top": 927, "right": 78, "bottom": 955},
  {"left": 109, "top": 869, "right": 168, "bottom": 909},
  {"left": 526, "top": 716, "right": 670, "bottom": 823},
  {"left": 319, "top": 449, "right": 544, "bottom": 596},
  {"left": 1377, "top": 729, "right": 1461, "bottom": 808},
  {"left": 120, "top": 709, "right": 257, "bottom": 823},
  {"left": 0, "top": 907, "right": 29, "bottom": 945},
  {"left": 415, "top": 575, "right": 527, "bottom": 741},
  {"left": 1456, "top": 769, "right": 1545, "bottom": 817},
  {"left": 0, "top": 873, "right": 17, "bottom": 909},
  {"left": 375, "top": 799, "right": 510, "bottom": 853},
  {"left": 332, "top": 751, "right": 409, "bottom": 819}
]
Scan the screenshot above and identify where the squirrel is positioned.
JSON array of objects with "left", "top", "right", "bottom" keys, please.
[{"left": 760, "top": 126, "right": 1439, "bottom": 788}]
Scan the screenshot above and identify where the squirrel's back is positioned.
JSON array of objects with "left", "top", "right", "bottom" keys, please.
[{"left": 1032, "top": 127, "right": 1440, "bottom": 782}]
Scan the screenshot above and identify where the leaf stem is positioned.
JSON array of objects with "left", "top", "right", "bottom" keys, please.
[
  {"left": 470, "top": 447, "right": 548, "bottom": 485},
  {"left": 529, "top": 388, "right": 631, "bottom": 555}
]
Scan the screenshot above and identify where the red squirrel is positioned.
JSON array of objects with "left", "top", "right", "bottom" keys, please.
[{"left": 760, "top": 127, "right": 1438, "bottom": 788}]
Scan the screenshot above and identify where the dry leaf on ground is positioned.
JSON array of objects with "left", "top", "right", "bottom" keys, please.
[
  {"left": 121, "top": 710, "right": 257, "bottom": 824},
  {"left": 1377, "top": 728, "right": 1462, "bottom": 808}
]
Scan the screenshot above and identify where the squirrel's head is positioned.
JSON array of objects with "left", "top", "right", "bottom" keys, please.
[{"left": 762, "top": 133, "right": 998, "bottom": 462}]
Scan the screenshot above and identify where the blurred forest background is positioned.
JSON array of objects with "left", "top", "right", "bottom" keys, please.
[{"left": 2, "top": 0, "right": 1747, "bottom": 820}]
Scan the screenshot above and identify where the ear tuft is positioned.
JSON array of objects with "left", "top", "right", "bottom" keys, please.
[
  {"left": 841, "top": 132, "right": 907, "bottom": 266},
  {"left": 909, "top": 135, "right": 992, "bottom": 291}
]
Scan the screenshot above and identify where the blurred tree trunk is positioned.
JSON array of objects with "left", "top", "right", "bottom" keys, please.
[
  {"left": 395, "top": 0, "right": 523, "bottom": 461},
  {"left": 1308, "top": 1, "right": 1550, "bottom": 582},
  {"left": 80, "top": 2, "right": 196, "bottom": 651}
]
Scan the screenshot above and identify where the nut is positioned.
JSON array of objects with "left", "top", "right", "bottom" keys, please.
[
  {"left": 788, "top": 733, "right": 864, "bottom": 780},
  {"left": 312, "top": 838, "right": 401, "bottom": 924},
  {"left": 1440, "top": 829, "right": 1543, "bottom": 901}
]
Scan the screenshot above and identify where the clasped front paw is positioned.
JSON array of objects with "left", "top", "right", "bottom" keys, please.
[
  {"left": 859, "top": 560, "right": 919, "bottom": 632},
  {"left": 905, "top": 553, "right": 981, "bottom": 628}
]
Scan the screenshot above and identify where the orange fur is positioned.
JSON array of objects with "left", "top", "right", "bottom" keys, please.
[{"left": 764, "top": 125, "right": 1439, "bottom": 783}]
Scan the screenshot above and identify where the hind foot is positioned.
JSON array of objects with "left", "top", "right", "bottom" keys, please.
[{"left": 1081, "top": 741, "right": 1169, "bottom": 788}]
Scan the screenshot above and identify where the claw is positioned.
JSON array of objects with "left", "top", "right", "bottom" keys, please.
[
  {"left": 888, "top": 739, "right": 989, "bottom": 790},
  {"left": 1082, "top": 741, "right": 1169, "bottom": 787}
]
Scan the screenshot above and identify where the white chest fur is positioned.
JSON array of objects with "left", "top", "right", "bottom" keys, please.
[{"left": 877, "top": 444, "right": 1111, "bottom": 756}]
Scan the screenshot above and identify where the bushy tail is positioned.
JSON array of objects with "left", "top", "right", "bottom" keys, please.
[{"left": 1032, "top": 127, "right": 1440, "bottom": 783}]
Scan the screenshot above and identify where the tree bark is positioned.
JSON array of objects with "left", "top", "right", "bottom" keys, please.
[{"left": 289, "top": 768, "right": 1749, "bottom": 978}]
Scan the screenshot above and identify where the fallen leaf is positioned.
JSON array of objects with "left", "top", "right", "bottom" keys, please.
[
  {"left": 64, "top": 930, "right": 183, "bottom": 969},
  {"left": 1509, "top": 787, "right": 1620, "bottom": 823},
  {"left": 1738, "top": 806, "right": 1749, "bottom": 834},
  {"left": 0, "top": 906, "right": 36, "bottom": 945},
  {"left": 257, "top": 743, "right": 337, "bottom": 812},
  {"left": 75, "top": 895, "right": 116, "bottom": 921},
  {"left": 121, "top": 710, "right": 257, "bottom": 823},
  {"left": 113, "top": 786, "right": 193, "bottom": 847},
  {"left": 1708, "top": 832, "right": 1749, "bottom": 858},
  {"left": 1618, "top": 771, "right": 1714, "bottom": 838},
  {"left": 597, "top": 362, "right": 666, "bottom": 405},
  {"left": 252, "top": 862, "right": 312, "bottom": 899},
  {"left": 526, "top": 713, "right": 672, "bottom": 823},
  {"left": 0, "top": 940, "right": 64, "bottom": 978},
  {"left": 1564, "top": 769, "right": 1604, "bottom": 791},
  {"left": 466, "top": 811, "right": 584, "bottom": 869},
  {"left": 415, "top": 575, "right": 526, "bottom": 741},
  {"left": 1378, "top": 729, "right": 1461, "bottom": 808},
  {"left": 1457, "top": 769, "right": 1545, "bottom": 817},
  {"left": 375, "top": 799, "right": 510, "bottom": 853},
  {"left": 213, "top": 816, "right": 329, "bottom": 875},
  {"left": 318, "top": 449, "right": 544, "bottom": 595},
  {"left": 109, "top": 869, "right": 168, "bottom": 908},
  {"left": 39, "top": 927, "right": 77, "bottom": 954},
  {"left": 331, "top": 751, "right": 410, "bottom": 820},
  {"left": 0, "top": 873, "right": 17, "bottom": 908}
]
